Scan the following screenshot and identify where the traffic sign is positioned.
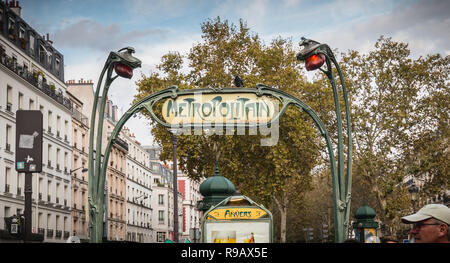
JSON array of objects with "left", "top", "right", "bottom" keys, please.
[{"left": 15, "top": 110, "right": 43, "bottom": 173}]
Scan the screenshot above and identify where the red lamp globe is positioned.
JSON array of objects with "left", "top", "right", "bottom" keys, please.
[
  {"left": 114, "top": 62, "right": 133, "bottom": 79},
  {"left": 305, "top": 53, "right": 325, "bottom": 71}
]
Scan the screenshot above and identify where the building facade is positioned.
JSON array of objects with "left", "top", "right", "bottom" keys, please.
[
  {"left": 144, "top": 146, "right": 184, "bottom": 242},
  {"left": 67, "top": 90, "right": 89, "bottom": 242},
  {"left": 122, "top": 127, "right": 153, "bottom": 242},
  {"left": 0, "top": 1, "right": 72, "bottom": 242},
  {"left": 67, "top": 80, "right": 129, "bottom": 241},
  {"left": 178, "top": 172, "right": 202, "bottom": 242}
]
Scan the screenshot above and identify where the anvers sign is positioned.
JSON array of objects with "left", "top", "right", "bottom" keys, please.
[{"left": 206, "top": 207, "right": 268, "bottom": 220}]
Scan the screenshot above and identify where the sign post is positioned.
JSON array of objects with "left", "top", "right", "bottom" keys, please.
[{"left": 15, "top": 110, "right": 43, "bottom": 242}]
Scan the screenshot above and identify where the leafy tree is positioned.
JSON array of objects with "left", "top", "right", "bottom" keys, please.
[
  {"left": 134, "top": 17, "right": 330, "bottom": 242},
  {"left": 337, "top": 36, "right": 449, "bottom": 235}
]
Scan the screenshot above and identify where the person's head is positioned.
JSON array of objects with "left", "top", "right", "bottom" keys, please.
[
  {"left": 401, "top": 204, "right": 450, "bottom": 243},
  {"left": 381, "top": 235, "right": 399, "bottom": 243},
  {"left": 342, "top": 238, "right": 359, "bottom": 243}
]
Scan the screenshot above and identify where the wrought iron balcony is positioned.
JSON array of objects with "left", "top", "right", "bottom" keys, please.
[
  {"left": 46, "top": 229, "right": 53, "bottom": 238},
  {"left": 0, "top": 51, "right": 72, "bottom": 111}
]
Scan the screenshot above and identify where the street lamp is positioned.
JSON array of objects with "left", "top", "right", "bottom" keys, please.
[
  {"left": 134, "top": 194, "right": 148, "bottom": 204},
  {"left": 69, "top": 167, "right": 88, "bottom": 174},
  {"left": 296, "top": 37, "right": 353, "bottom": 243},
  {"left": 408, "top": 183, "right": 419, "bottom": 213},
  {"left": 170, "top": 130, "right": 179, "bottom": 243},
  {"left": 88, "top": 47, "right": 141, "bottom": 243}
]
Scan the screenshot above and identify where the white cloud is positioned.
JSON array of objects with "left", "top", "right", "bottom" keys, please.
[
  {"left": 53, "top": 19, "right": 168, "bottom": 51},
  {"left": 307, "top": 0, "right": 450, "bottom": 58}
]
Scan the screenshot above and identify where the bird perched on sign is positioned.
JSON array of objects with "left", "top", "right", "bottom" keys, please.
[{"left": 234, "top": 75, "right": 244, "bottom": 88}]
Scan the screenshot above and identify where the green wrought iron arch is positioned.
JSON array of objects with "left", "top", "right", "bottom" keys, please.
[{"left": 98, "top": 84, "right": 344, "bottom": 242}]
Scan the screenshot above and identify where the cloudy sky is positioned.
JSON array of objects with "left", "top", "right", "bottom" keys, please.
[{"left": 16, "top": 0, "right": 450, "bottom": 146}]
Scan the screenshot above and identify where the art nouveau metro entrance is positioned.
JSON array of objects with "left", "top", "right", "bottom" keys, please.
[{"left": 88, "top": 39, "right": 352, "bottom": 243}]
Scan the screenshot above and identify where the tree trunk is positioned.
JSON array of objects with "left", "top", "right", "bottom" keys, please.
[{"left": 273, "top": 195, "right": 288, "bottom": 243}]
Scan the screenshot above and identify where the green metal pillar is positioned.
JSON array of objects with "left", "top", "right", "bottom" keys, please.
[
  {"left": 297, "top": 38, "right": 353, "bottom": 243},
  {"left": 88, "top": 47, "right": 141, "bottom": 243}
]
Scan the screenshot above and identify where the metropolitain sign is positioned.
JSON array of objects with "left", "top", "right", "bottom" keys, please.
[{"left": 162, "top": 93, "right": 279, "bottom": 126}]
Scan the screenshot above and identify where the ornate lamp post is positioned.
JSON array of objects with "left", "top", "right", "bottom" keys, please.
[
  {"left": 408, "top": 184, "right": 419, "bottom": 213},
  {"left": 296, "top": 38, "right": 353, "bottom": 243},
  {"left": 88, "top": 47, "right": 141, "bottom": 243},
  {"left": 171, "top": 131, "right": 179, "bottom": 243},
  {"left": 69, "top": 167, "right": 88, "bottom": 174}
]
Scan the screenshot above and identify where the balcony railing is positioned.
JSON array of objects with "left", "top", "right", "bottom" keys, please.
[
  {"left": 0, "top": 49, "right": 72, "bottom": 111},
  {"left": 72, "top": 107, "right": 89, "bottom": 127},
  {"left": 46, "top": 229, "right": 53, "bottom": 238}
]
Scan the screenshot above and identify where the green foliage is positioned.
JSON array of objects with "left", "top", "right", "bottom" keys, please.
[{"left": 338, "top": 36, "right": 449, "bottom": 235}]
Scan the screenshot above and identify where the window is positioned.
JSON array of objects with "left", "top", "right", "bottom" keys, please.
[
  {"left": 157, "top": 232, "right": 166, "bottom": 242},
  {"left": 19, "top": 27, "right": 25, "bottom": 39},
  {"left": 64, "top": 120, "right": 68, "bottom": 141},
  {"left": 38, "top": 212, "right": 43, "bottom": 229},
  {"left": 64, "top": 185, "right": 68, "bottom": 204},
  {"left": 17, "top": 173, "right": 22, "bottom": 195},
  {"left": 47, "top": 180, "right": 52, "bottom": 203},
  {"left": 47, "top": 144, "right": 52, "bottom": 167},
  {"left": 6, "top": 86, "right": 12, "bottom": 111},
  {"left": 64, "top": 152, "right": 68, "bottom": 171},
  {"left": 56, "top": 148, "right": 60, "bottom": 170},
  {"left": 48, "top": 110, "right": 53, "bottom": 132},
  {"left": 56, "top": 183, "right": 60, "bottom": 203},
  {"left": 19, "top": 27, "right": 25, "bottom": 49},
  {"left": 158, "top": 194, "right": 164, "bottom": 205},
  {"left": 39, "top": 45, "right": 45, "bottom": 64},
  {"left": 5, "top": 167, "right": 11, "bottom": 193},
  {"left": 29, "top": 99, "right": 34, "bottom": 110},
  {"left": 8, "top": 18, "right": 15, "bottom": 40},
  {"left": 18, "top": 92, "right": 23, "bottom": 110},
  {"left": 57, "top": 115, "right": 61, "bottom": 137},
  {"left": 29, "top": 34, "right": 35, "bottom": 55},
  {"left": 46, "top": 214, "right": 51, "bottom": 229},
  {"left": 47, "top": 50, "right": 52, "bottom": 68},
  {"left": 38, "top": 178, "right": 43, "bottom": 198},
  {"left": 6, "top": 124, "right": 12, "bottom": 151},
  {"left": 158, "top": 211, "right": 164, "bottom": 223},
  {"left": 55, "top": 58, "right": 60, "bottom": 76}
]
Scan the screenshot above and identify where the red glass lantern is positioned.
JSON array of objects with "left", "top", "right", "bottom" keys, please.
[
  {"left": 305, "top": 53, "right": 325, "bottom": 71},
  {"left": 114, "top": 62, "right": 133, "bottom": 79}
]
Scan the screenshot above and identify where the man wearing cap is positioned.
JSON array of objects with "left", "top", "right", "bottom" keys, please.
[{"left": 401, "top": 204, "right": 450, "bottom": 243}]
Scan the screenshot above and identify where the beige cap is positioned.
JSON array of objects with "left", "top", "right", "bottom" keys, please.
[{"left": 401, "top": 204, "right": 450, "bottom": 225}]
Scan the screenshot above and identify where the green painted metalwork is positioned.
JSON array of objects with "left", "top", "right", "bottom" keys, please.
[
  {"left": 88, "top": 47, "right": 141, "bottom": 243},
  {"left": 297, "top": 38, "right": 353, "bottom": 242},
  {"left": 89, "top": 39, "right": 352, "bottom": 243},
  {"left": 100, "top": 84, "right": 339, "bottom": 242}
]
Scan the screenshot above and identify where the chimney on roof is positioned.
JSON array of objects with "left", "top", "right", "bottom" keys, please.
[
  {"left": 9, "top": 0, "right": 22, "bottom": 17},
  {"left": 46, "top": 33, "right": 53, "bottom": 45}
]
